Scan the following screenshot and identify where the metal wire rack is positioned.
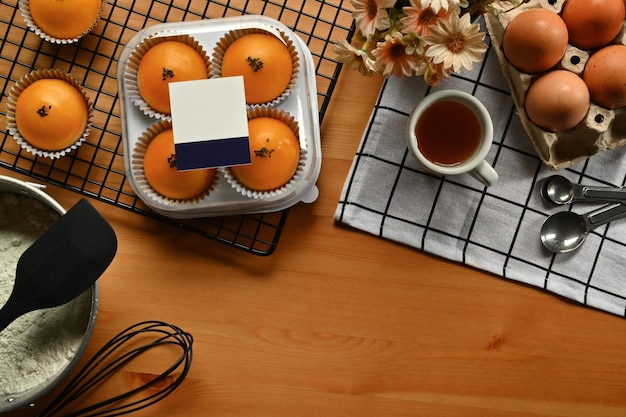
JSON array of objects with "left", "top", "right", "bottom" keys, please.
[{"left": 0, "top": 0, "right": 353, "bottom": 256}]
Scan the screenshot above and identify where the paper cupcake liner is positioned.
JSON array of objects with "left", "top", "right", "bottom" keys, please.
[
  {"left": 124, "top": 33, "right": 211, "bottom": 122},
  {"left": 211, "top": 26, "right": 300, "bottom": 108},
  {"left": 131, "top": 120, "right": 219, "bottom": 207},
  {"left": 6, "top": 69, "right": 93, "bottom": 160},
  {"left": 18, "top": 0, "right": 104, "bottom": 44},
  {"left": 224, "top": 107, "right": 307, "bottom": 199}
]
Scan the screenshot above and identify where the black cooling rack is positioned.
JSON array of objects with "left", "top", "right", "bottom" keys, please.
[{"left": 0, "top": 0, "right": 353, "bottom": 256}]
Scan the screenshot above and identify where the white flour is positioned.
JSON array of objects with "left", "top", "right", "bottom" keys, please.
[{"left": 0, "top": 192, "right": 92, "bottom": 396}]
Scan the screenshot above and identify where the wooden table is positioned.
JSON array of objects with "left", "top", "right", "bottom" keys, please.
[{"left": 4, "top": 5, "right": 626, "bottom": 417}]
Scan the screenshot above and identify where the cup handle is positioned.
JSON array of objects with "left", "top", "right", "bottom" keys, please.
[{"left": 470, "top": 161, "right": 499, "bottom": 187}]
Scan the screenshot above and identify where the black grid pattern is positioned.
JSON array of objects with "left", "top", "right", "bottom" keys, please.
[
  {"left": 0, "top": 0, "right": 354, "bottom": 256},
  {"left": 336, "top": 28, "right": 626, "bottom": 318}
]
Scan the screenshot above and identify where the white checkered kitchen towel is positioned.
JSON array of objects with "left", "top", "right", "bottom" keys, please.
[{"left": 334, "top": 26, "right": 626, "bottom": 318}]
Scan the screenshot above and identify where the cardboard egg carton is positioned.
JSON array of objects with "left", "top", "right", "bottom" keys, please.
[{"left": 485, "top": 0, "right": 626, "bottom": 170}]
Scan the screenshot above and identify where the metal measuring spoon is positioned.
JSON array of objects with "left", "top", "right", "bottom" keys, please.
[
  {"left": 540, "top": 203, "right": 626, "bottom": 253},
  {"left": 542, "top": 175, "right": 626, "bottom": 205}
]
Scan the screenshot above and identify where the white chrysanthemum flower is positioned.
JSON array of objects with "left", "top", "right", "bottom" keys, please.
[
  {"left": 333, "top": 38, "right": 378, "bottom": 76},
  {"left": 350, "top": 0, "right": 396, "bottom": 37},
  {"left": 420, "top": 0, "right": 461, "bottom": 13},
  {"left": 372, "top": 33, "right": 426, "bottom": 78},
  {"left": 423, "top": 61, "right": 452, "bottom": 86},
  {"left": 399, "top": 0, "right": 454, "bottom": 37},
  {"left": 424, "top": 13, "right": 488, "bottom": 73}
]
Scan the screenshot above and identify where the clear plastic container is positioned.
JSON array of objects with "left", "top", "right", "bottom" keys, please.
[{"left": 117, "top": 15, "right": 321, "bottom": 218}]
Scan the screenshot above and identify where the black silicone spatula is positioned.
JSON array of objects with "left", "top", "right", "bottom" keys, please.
[{"left": 0, "top": 198, "right": 117, "bottom": 332}]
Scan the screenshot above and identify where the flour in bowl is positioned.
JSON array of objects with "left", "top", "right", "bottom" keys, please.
[{"left": 0, "top": 192, "right": 92, "bottom": 395}]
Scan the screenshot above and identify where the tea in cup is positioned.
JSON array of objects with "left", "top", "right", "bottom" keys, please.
[{"left": 406, "top": 89, "right": 498, "bottom": 187}]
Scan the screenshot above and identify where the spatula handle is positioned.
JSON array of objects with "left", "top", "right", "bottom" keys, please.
[{"left": 0, "top": 300, "right": 21, "bottom": 333}]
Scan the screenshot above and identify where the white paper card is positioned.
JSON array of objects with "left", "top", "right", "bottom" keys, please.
[{"left": 169, "top": 76, "right": 251, "bottom": 170}]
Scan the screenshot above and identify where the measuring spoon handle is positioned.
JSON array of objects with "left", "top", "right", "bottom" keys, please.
[
  {"left": 573, "top": 184, "right": 626, "bottom": 203},
  {"left": 585, "top": 203, "right": 626, "bottom": 229}
]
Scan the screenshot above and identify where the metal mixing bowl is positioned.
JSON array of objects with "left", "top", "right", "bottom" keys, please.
[{"left": 0, "top": 175, "right": 98, "bottom": 413}]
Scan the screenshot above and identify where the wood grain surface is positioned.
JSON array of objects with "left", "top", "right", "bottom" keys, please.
[{"left": 3, "top": 5, "right": 626, "bottom": 417}]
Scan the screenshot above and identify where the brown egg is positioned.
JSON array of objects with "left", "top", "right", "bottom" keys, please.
[
  {"left": 502, "top": 9, "right": 569, "bottom": 74},
  {"left": 525, "top": 70, "right": 590, "bottom": 132},
  {"left": 561, "top": 0, "right": 625, "bottom": 50},
  {"left": 583, "top": 45, "right": 626, "bottom": 109}
]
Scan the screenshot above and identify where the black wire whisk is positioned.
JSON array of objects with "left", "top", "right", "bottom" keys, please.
[{"left": 38, "top": 320, "right": 193, "bottom": 417}]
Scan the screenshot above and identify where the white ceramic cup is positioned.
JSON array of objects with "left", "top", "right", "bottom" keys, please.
[{"left": 406, "top": 89, "right": 499, "bottom": 187}]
